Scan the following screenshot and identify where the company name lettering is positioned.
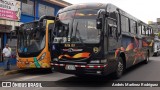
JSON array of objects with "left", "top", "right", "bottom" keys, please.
[{"left": 0, "top": 0, "right": 14, "bottom": 6}]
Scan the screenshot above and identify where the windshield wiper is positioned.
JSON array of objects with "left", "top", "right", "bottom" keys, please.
[{"left": 74, "top": 22, "right": 85, "bottom": 46}]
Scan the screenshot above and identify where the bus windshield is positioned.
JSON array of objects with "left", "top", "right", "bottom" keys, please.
[
  {"left": 54, "top": 9, "right": 100, "bottom": 44},
  {"left": 18, "top": 22, "right": 46, "bottom": 54}
]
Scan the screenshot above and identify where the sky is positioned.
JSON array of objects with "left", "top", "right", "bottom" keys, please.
[{"left": 63, "top": 0, "right": 160, "bottom": 23}]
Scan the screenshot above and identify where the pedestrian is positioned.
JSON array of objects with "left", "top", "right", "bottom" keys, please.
[{"left": 2, "top": 44, "right": 12, "bottom": 71}]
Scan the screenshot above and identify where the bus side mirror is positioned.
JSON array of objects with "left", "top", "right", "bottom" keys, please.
[
  {"left": 96, "top": 9, "right": 106, "bottom": 30},
  {"left": 48, "top": 23, "right": 54, "bottom": 31},
  {"left": 96, "top": 18, "right": 102, "bottom": 29}
]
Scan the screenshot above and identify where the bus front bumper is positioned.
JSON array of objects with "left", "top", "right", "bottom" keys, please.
[{"left": 51, "top": 63, "right": 108, "bottom": 75}]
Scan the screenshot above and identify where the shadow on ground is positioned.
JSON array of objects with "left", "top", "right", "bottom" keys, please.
[
  {"left": 19, "top": 68, "right": 53, "bottom": 75},
  {"left": 42, "top": 61, "right": 150, "bottom": 87}
]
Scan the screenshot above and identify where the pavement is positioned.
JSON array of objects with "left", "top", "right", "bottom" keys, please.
[
  {"left": 0, "top": 57, "right": 160, "bottom": 90},
  {"left": 0, "top": 58, "right": 23, "bottom": 77},
  {"left": 0, "top": 63, "right": 22, "bottom": 77},
  {"left": 0, "top": 56, "right": 160, "bottom": 90}
]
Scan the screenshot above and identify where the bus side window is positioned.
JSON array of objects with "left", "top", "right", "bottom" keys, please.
[
  {"left": 141, "top": 25, "right": 146, "bottom": 35},
  {"left": 113, "top": 27, "right": 118, "bottom": 38},
  {"left": 109, "top": 25, "right": 113, "bottom": 37},
  {"left": 109, "top": 24, "right": 118, "bottom": 38},
  {"left": 138, "top": 23, "right": 142, "bottom": 35}
]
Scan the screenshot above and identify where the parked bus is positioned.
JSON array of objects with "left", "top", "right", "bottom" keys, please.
[
  {"left": 51, "top": 3, "right": 154, "bottom": 78},
  {"left": 153, "top": 33, "right": 160, "bottom": 56},
  {"left": 17, "top": 16, "right": 55, "bottom": 70}
]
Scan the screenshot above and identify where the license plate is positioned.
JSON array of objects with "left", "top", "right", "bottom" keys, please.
[{"left": 65, "top": 65, "right": 76, "bottom": 70}]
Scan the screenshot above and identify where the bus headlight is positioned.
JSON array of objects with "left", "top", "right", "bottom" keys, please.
[
  {"left": 39, "top": 52, "right": 46, "bottom": 61},
  {"left": 52, "top": 58, "right": 58, "bottom": 61}
]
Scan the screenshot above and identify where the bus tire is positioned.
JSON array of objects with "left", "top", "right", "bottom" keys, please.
[
  {"left": 51, "top": 67, "right": 55, "bottom": 73},
  {"left": 47, "top": 67, "right": 55, "bottom": 73},
  {"left": 155, "top": 52, "right": 158, "bottom": 56},
  {"left": 144, "top": 52, "right": 149, "bottom": 64},
  {"left": 113, "top": 57, "right": 124, "bottom": 79},
  {"left": 154, "top": 52, "right": 158, "bottom": 56}
]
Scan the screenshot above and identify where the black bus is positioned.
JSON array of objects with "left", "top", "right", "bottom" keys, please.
[{"left": 51, "top": 3, "right": 154, "bottom": 78}]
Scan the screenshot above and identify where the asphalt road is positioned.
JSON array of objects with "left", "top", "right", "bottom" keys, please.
[{"left": 0, "top": 56, "right": 160, "bottom": 90}]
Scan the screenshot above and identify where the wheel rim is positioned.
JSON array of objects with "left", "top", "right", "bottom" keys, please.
[
  {"left": 146, "top": 52, "right": 149, "bottom": 62},
  {"left": 51, "top": 67, "right": 54, "bottom": 72},
  {"left": 117, "top": 61, "right": 123, "bottom": 75}
]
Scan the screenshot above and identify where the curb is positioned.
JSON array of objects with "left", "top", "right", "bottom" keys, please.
[
  {"left": 0, "top": 69, "right": 23, "bottom": 77},
  {"left": 3, "top": 70, "right": 21, "bottom": 76}
]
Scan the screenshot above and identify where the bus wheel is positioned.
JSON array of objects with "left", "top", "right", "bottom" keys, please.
[
  {"left": 144, "top": 52, "right": 149, "bottom": 64},
  {"left": 113, "top": 57, "right": 124, "bottom": 79},
  {"left": 50, "top": 67, "right": 55, "bottom": 73},
  {"left": 156, "top": 52, "right": 158, "bottom": 56},
  {"left": 47, "top": 67, "right": 55, "bottom": 73},
  {"left": 154, "top": 52, "right": 158, "bottom": 56}
]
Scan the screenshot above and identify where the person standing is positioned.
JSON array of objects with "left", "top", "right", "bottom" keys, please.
[{"left": 2, "top": 44, "right": 12, "bottom": 70}]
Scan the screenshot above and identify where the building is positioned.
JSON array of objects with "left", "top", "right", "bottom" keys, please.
[
  {"left": 19, "top": 0, "right": 71, "bottom": 23},
  {"left": 0, "top": 0, "right": 71, "bottom": 62},
  {"left": 148, "top": 18, "right": 160, "bottom": 33}
]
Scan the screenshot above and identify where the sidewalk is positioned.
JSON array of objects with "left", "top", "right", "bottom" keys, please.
[
  {"left": 0, "top": 59, "right": 22, "bottom": 76},
  {"left": 0, "top": 64, "right": 22, "bottom": 76}
]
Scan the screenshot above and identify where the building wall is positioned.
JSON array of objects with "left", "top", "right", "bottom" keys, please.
[
  {"left": 20, "top": 0, "right": 63, "bottom": 23},
  {"left": 0, "top": 0, "right": 66, "bottom": 62},
  {"left": 148, "top": 18, "right": 160, "bottom": 33}
]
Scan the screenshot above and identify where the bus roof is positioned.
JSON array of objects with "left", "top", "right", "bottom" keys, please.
[
  {"left": 58, "top": 3, "right": 152, "bottom": 28},
  {"left": 58, "top": 3, "right": 106, "bottom": 13}
]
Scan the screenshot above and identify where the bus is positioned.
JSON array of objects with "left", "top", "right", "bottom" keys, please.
[
  {"left": 51, "top": 3, "right": 154, "bottom": 78},
  {"left": 17, "top": 16, "right": 55, "bottom": 70},
  {"left": 153, "top": 33, "right": 160, "bottom": 56}
]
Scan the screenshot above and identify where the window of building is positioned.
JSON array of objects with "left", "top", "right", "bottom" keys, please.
[
  {"left": 130, "top": 20, "right": 137, "bottom": 34},
  {"left": 21, "top": 0, "right": 34, "bottom": 15},
  {"left": 39, "top": 4, "right": 55, "bottom": 17},
  {"left": 46, "top": 6, "right": 54, "bottom": 16},
  {"left": 121, "top": 15, "right": 129, "bottom": 32}
]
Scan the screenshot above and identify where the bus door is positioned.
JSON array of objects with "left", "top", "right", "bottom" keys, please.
[{"left": 107, "top": 16, "right": 119, "bottom": 70}]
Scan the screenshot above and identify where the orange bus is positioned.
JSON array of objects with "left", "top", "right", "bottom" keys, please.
[{"left": 17, "top": 16, "right": 55, "bottom": 71}]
